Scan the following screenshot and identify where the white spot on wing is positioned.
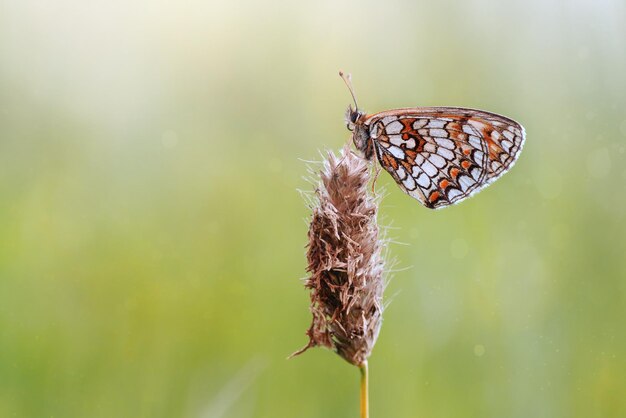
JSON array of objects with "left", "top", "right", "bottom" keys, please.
[
  {"left": 403, "top": 175, "right": 416, "bottom": 190},
  {"left": 503, "top": 130, "right": 515, "bottom": 141},
  {"left": 416, "top": 172, "right": 430, "bottom": 188},
  {"left": 463, "top": 125, "right": 476, "bottom": 135},
  {"left": 470, "top": 167, "right": 481, "bottom": 181},
  {"left": 447, "top": 188, "right": 463, "bottom": 200},
  {"left": 405, "top": 138, "right": 416, "bottom": 148},
  {"left": 435, "top": 137, "right": 454, "bottom": 149},
  {"left": 473, "top": 150, "right": 484, "bottom": 164},
  {"left": 382, "top": 116, "right": 397, "bottom": 125},
  {"left": 388, "top": 146, "right": 405, "bottom": 159},
  {"left": 389, "top": 135, "right": 403, "bottom": 146},
  {"left": 397, "top": 166, "right": 407, "bottom": 180},
  {"left": 370, "top": 125, "right": 380, "bottom": 138},
  {"left": 459, "top": 175, "right": 476, "bottom": 192},
  {"left": 468, "top": 120, "right": 487, "bottom": 132},
  {"left": 426, "top": 119, "right": 446, "bottom": 128},
  {"left": 413, "top": 119, "right": 427, "bottom": 129},
  {"left": 469, "top": 135, "right": 482, "bottom": 149},
  {"left": 423, "top": 143, "right": 436, "bottom": 153},
  {"left": 430, "top": 128, "right": 448, "bottom": 138},
  {"left": 501, "top": 139, "right": 513, "bottom": 153},
  {"left": 385, "top": 120, "right": 403, "bottom": 134},
  {"left": 429, "top": 154, "right": 446, "bottom": 168},
  {"left": 439, "top": 148, "right": 454, "bottom": 160},
  {"left": 421, "top": 160, "right": 438, "bottom": 177}
]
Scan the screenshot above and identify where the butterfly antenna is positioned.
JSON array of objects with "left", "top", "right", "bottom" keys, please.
[{"left": 339, "top": 70, "right": 359, "bottom": 111}]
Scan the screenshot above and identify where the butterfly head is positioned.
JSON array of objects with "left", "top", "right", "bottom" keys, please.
[
  {"left": 340, "top": 71, "right": 374, "bottom": 159},
  {"left": 344, "top": 104, "right": 365, "bottom": 131}
]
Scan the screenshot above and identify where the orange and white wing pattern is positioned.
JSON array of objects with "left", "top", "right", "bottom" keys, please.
[{"left": 366, "top": 107, "right": 525, "bottom": 209}]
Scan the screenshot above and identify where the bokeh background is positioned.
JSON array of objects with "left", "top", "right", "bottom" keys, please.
[{"left": 1, "top": 0, "right": 625, "bottom": 417}]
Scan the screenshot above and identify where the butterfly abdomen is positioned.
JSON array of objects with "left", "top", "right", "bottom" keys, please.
[{"left": 352, "top": 122, "right": 375, "bottom": 160}]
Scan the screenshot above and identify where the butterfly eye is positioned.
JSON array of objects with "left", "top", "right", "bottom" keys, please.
[{"left": 350, "top": 112, "right": 358, "bottom": 123}]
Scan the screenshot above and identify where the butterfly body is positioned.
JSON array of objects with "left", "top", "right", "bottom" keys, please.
[{"left": 341, "top": 77, "right": 525, "bottom": 209}]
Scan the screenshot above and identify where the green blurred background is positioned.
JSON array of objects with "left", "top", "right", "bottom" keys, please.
[{"left": 1, "top": 0, "right": 625, "bottom": 417}]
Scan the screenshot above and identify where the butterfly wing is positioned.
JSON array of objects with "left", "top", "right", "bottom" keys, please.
[{"left": 365, "top": 107, "right": 525, "bottom": 209}]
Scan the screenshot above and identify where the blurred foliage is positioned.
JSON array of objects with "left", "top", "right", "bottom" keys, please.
[{"left": 0, "top": 0, "right": 625, "bottom": 417}]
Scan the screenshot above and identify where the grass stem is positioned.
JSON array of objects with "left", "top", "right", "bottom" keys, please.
[{"left": 360, "top": 361, "right": 369, "bottom": 418}]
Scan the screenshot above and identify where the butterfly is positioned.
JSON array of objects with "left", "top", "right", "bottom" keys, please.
[{"left": 340, "top": 72, "right": 525, "bottom": 209}]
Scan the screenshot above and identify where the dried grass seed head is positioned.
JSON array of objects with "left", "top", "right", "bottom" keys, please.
[{"left": 293, "top": 146, "right": 385, "bottom": 367}]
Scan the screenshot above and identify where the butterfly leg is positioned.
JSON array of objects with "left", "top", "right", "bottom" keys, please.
[{"left": 371, "top": 164, "right": 382, "bottom": 193}]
